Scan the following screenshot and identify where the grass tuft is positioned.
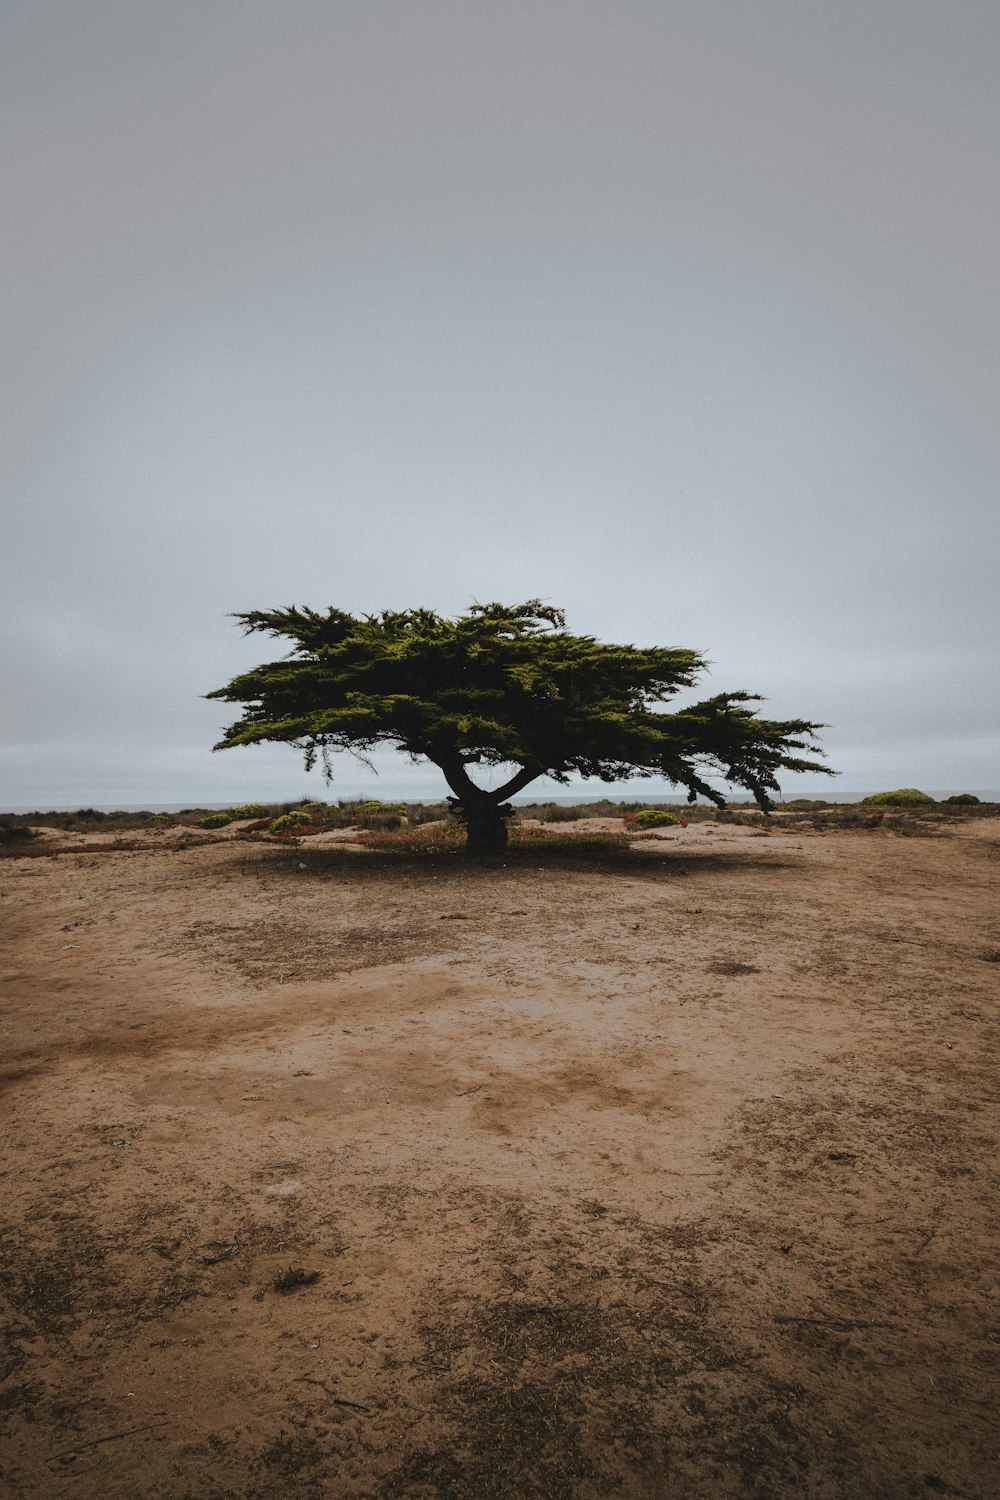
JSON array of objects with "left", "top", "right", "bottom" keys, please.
[{"left": 272, "top": 1266, "right": 320, "bottom": 1294}]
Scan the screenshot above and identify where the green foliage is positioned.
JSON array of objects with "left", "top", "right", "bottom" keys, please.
[
  {"left": 362, "top": 811, "right": 406, "bottom": 831},
  {"left": 0, "top": 822, "right": 34, "bottom": 847},
  {"left": 198, "top": 804, "right": 271, "bottom": 828},
  {"left": 632, "top": 808, "right": 678, "bottom": 828},
  {"left": 0, "top": 808, "right": 170, "bottom": 834},
  {"left": 784, "top": 799, "right": 830, "bottom": 810},
  {"left": 208, "top": 601, "right": 832, "bottom": 838},
  {"left": 349, "top": 798, "right": 409, "bottom": 830},
  {"left": 861, "top": 789, "right": 934, "bottom": 807},
  {"left": 269, "top": 811, "right": 312, "bottom": 835},
  {"left": 298, "top": 801, "right": 328, "bottom": 819},
  {"left": 518, "top": 802, "right": 588, "bottom": 823},
  {"left": 944, "top": 793, "right": 980, "bottom": 805}
]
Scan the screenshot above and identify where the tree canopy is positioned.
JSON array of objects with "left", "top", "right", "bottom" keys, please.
[{"left": 208, "top": 600, "right": 833, "bottom": 850}]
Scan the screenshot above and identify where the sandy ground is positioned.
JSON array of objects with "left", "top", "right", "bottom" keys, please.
[{"left": 1, "top": 819, "right": 998, "bottom": 1498}]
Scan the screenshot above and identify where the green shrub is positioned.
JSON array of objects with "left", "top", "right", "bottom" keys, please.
[
  {"left": 298, "top": 801, "right": 328, "bottom": 820},
  {"left": 589, "top": 799, "right": 636, "bottom": 817},
  {"left": 785, "top": 799, "right": 830, "bottom": 810},
  {"left": 351, "top": 799, "right": 408, "bottom": 830},
  {"left": 228, "top": 803, "right": 270, "bottom": 820},
  {"left": 810, "top": 808, "right": 885, "bottom": 830},
  {"left": 944, "top": 793, "right": 980, "bottom": 805},
  {"left": 272, "top": 798, "right": 440, "bottom": 831},
  {"left": 367, "top": 811, "right": 406, "bottom": 831},
  {"left": 145, "top": 813, "right": 173, "bottom": 826},
  {"left": 632, "top": 808, "right": 678, "bottom": 828},
  {"left": 270, "top": 811, "right": 312, "bottom": 835},
  {"left": 861, "top": 789, "right": 934, "bottom": 807},
  {"left": 516, "top": 801, "right": 587, "bottom": 823},
  {"left": 0, "top": 822, "right": 35, "bottom": 847},
  {"left": 197, "top": 812, "right": 235, "bottom": 828},
  {"left": 404, "top": 801, "right": 449, "bottom": 825}
]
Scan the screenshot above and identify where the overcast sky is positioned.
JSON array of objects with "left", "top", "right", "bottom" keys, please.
[{"left": 3, "top": 0, "right": 998, "bottom": 807}]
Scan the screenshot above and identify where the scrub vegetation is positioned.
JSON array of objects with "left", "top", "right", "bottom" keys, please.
[{"left": 862, "top": 788, "right": 935, "bottom": 807}]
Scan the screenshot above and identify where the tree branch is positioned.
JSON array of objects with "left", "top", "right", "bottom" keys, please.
[
  {"left": 436, "top": 754, "right": 478, "bottom": 802},
  {"left": 490, "top": 764, "right": 544, "bottom": 802}
]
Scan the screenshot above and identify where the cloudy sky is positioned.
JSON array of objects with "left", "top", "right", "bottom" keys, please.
[{"left": 3, "top": 0, "right": 998, "bottom": 807}]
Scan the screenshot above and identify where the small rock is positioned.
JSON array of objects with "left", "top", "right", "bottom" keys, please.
[{"left": 266, "top": 1179, "right": 303, "bottom": 1196}]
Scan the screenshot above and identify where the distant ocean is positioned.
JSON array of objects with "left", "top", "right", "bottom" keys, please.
[{"left": 5, "top": 790, "right": 999, "bottom": 813}]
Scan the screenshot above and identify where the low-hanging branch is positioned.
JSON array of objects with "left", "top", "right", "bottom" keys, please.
[{"left": 207, "top": 599, "right": 834, "bottom": 852}]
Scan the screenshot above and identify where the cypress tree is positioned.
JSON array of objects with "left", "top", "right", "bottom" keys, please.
[{"left": 208, "top": 601, "right": 832, "bottom": 853}]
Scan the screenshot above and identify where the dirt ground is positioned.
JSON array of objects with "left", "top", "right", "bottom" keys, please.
[{"left": 1, "top": 818, "right": 998, "bottom": 1498}]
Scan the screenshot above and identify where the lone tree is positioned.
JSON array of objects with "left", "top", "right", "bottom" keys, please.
[{"left": 208, "top": 600, "right": 833, "bottom": 853}]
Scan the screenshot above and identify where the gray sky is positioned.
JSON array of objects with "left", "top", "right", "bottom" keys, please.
[{"left": 3, "top": 0, "right": 998, "bottom": 807}]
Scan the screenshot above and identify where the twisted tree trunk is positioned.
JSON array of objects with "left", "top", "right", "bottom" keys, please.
[{"left": 437, "top": 756, "right": 542, "bottom": 854}]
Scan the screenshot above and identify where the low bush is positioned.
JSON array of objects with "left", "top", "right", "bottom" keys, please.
[
  {"left": 405, "top": 801, "right": 450, "bottom": 825},
  {"left": 631, "top": 808, "right": 678, "bottom": 829},
  {"left": 861, "top": 789, "right": 934, "bottom": 808},
  {"left": 784, "top": 799, "right": 830, "bottom": 810},
  {"left": 516, "top": 799, "right": 681, "bottom": 823},
  {"left": 517, "top": 802, "right": 576, "bottom": 823},
  {"left": 0, "top": 822, "right": 34, "bottom": 847},
  {"left": 198, "top": 812, "right": 234, "bottom": 828},
  {"left": 944, "top": 793, "right": 980, "bottom": 805},
  {"left": 511, "top": 828, "right": 630, "bottom": 859},
  {"left": 350, "top": 799, "right": 409, "bottom": 830},
  {"left": 261, "top": 798, "right": 449, "bottom": 830},
  {"left": 811, "top": 809, "right": 884, "bottom": 829},
  {"left": 269, "top": 811, "right": 313, "bottom": 835},
  {"left": 0, "top": 808, "right": 164, "bottom": 834},
  {"left": 361, "top": 821, "right": 464, "bottom": 854},
  {"left": 367, "top": 812, "right": 405, "bottom": 831},
  {"left": 714, "top": 808, "right": 770, "bottom": 826}
]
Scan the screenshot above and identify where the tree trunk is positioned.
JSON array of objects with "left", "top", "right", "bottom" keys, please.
[
  {"left": 437, "top": 755, "right": 541, "bottom": 856},
  {"left": 462, "top": 798, "right": 509, "bottom": 855}
]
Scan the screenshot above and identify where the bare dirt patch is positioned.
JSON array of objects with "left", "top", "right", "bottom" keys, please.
[{"left": 1, "top": 822, "right": 998, "bottom": 1496}]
